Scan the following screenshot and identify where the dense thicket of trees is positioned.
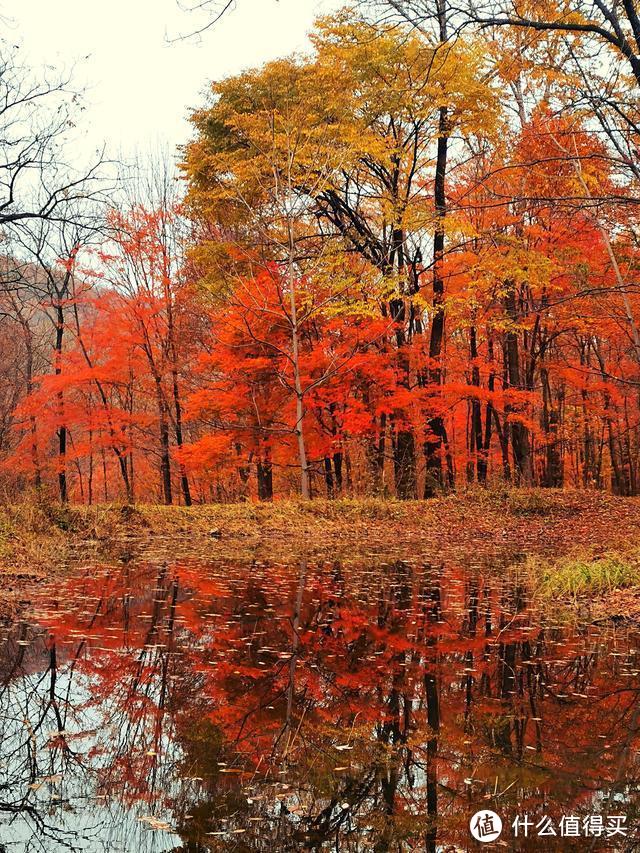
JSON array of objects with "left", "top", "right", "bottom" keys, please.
[{"left": 1, "top": 1, "right": 639, "bottom": 502}]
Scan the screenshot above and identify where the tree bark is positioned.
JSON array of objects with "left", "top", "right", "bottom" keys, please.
[
  {"left": 155, "top": 378, "right": 173, "bottom": 505},
  {"left": 393, "top": 426, "right": 417, "bottom": 500},
  {"left": 425, "top": 95, "right": 453, "bottom": 497},
  {"left": 54, "top": 302, "right": 67, "bottom": 502},
  {"left": 503, "top": 284, "right": 531, "bottom": 483},
  {"left": 469, "top": 326, "right": 484, "bottom": 483},
  {"left": 257, "top": 450, "right": 273, "bottom": 501}
]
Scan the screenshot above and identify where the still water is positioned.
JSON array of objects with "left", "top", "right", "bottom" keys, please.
[{"left": 0, "top": 551, "right": 638, "bottom": 851}]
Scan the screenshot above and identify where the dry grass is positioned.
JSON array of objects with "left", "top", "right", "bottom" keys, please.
[{"left": 0, "top": 489, "right": 639, "bottom": 616}]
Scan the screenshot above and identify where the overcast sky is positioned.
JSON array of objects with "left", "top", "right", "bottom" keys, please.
[{"left": 5, "top": 0, "right": 342, "bottom": 167}]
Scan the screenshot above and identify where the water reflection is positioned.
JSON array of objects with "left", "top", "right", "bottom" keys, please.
[{"left": 0, "top": 554, "right": 638, "bottom": 850}]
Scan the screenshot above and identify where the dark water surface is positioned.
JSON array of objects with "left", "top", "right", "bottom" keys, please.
[{"left": 0, "top": 551, "right": 639, "bottom": 851}]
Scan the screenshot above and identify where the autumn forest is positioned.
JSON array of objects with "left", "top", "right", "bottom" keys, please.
[
  {"left": 3, "top": 0, "right": 640, "bottom": 504},
  {"left": 3, "top": 2, "right": 640, "bottom": 851},
  {"left": 0, "top": 2, "right": 640, "bottom": 505}
]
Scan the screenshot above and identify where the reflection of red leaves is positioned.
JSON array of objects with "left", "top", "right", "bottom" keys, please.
[{"left": 24, "top": 539, "right": 640, "bottom": 841}]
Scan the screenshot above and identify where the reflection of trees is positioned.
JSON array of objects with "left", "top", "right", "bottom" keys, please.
[
  {"left": 0, "top": 635, "right": 79, "bottom": 850},
  {"left": 0, "top": 567, "right": 185, "bottom": 852},
  {"left": 0, "top": 606, "right": 115, "bottom": 852},
  {"left": 0, "top": 555, "right": 639, "bottom": 850}
]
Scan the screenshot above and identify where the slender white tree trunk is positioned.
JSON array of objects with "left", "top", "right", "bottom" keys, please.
[{"left": 287, "top": 218, "right": 310, "bottom": 499}]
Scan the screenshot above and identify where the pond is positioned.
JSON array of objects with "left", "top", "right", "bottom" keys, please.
[{"left": 0, "top": 551, "right": 638, "bottom": 851}]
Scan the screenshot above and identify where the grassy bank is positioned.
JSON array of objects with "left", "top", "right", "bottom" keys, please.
[
  {"left": 0, "top": 489, "right": 639, "bottom": 616},
  {"left": 521, "top": 550, "right": 640, "bottom": 600}
]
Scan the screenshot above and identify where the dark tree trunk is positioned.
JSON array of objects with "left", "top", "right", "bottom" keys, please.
[
  {"left": 236, "top": 445, "right": 251, "bottom": 499},
  {"left": 323, "top": 456, "right": 334, "bottom": 497},
  {"left": 165, "top": 275, "right": 192, "bottom": 506},
  {"left": 257, "top": 455, "right": 273, "bottom": 501},
  {"left": 503, "top": 285, "right": 531, "bottom": 483},
  {"left": 469, "top": 326, "right": 484, "bottom": 483},
  {"left": 579, "top": 341, "right": 597, "bottom": 487},
  {"left": 424, "top": 100, "right": 453, "bottom": 497},
  {"left": 155, "top": 379, "right": 172, "bottom": 505},
  {"left": 55, "top": 303, "right": 67, "bottom": 503},
  {"left": 171, "top": 369, "right": 192, "bottom": 506},
  {"left": 541, "top": 367, "right": 563, "bottom": 487},
  {"left": 594, "top": 344, "right": 628, "bottom": 494},
  {"left": 88, "top": 429, "right": 93, "bottom": 506},
  {"left": 160, "top": 415, "right": 172, "bottom": 504},
  {"left": 479, "top": 337, "right": 497, "bottom": 485},
  {"left": 333, "top": 451, "right": 343, "bottom": 493},
  {"left": 393, "top": 427, "right": 417, "bottom": 500},
  {"left": 390, "top": 300, "right": 418, "bottom": 499}
]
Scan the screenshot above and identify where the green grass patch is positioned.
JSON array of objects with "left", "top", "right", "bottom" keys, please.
[{"left": 524, "top": 551, "right": 640, "bottom": 602}]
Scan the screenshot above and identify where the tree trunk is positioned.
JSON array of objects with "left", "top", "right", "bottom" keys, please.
[
  {"left": 393, "top": 426, "right": 417, "bottom": 500},
  {"left": 390, "top": 299, "right": 418, "bottom": 499},
  {"left": 425, "top": 98, "right": 453, "bottom": 497},
  {"left": 171, "top": 367, "right": 192, "bottom": 506},
  {"left": 167, "top": 299, "right": 192, "bottom": 505},
  {"left": 88, "top": 427, "right": 93, "bottom": 506},
  {"left": 541, "top": 367, "right": 563, "bottom": 487},
  {"left": 21, "top": 319, "right": 41, "bottom": 489},
  {"left": 257, "top": 451, "right": 273, "bottom": 501},
  {"left": 469, "top": 326, "right": 484, "bottom": 483},
  {"left": 367, "top": 414, "right": 386, "bottom": 495},
  {"left": 479, "top": 336, "right": 497, "bottom": 485},
  {"left": 503, "top": 285, "right": 531, "bottom": 483},
  {"left": 55, "top": 303, "right": 67, "bottom": 502},
  {"left": 323, "top": 456, "right": 334, "bottom": 497},
  {"left": 593, "top": 343, "right": 628, "bottom": 494},
  {"left": 333, "top": 451, "right": 343, "bottom": 493},
  {"left": 287, "top": 223, "right": 310, "bottom": 499},
  {"left": 155, "top": 378, "right": 172, "bottom": 505}
]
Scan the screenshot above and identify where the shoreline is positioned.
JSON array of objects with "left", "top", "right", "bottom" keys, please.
[{"left": 1, "top": 489, "right": 639, "bottom": 617}]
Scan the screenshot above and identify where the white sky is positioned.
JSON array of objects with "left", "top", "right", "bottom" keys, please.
[{"left": 4, "top": 0, "right": 343, "bottom": 167}]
